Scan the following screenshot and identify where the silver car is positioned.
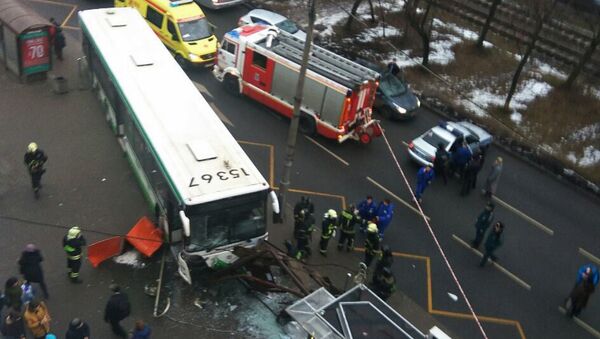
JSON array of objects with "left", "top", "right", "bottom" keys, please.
[
  {"left": 194, "top": 0, "right": 245, "bottom": 10},
  {"left": 408, "top": 121, "right": 493, "bottom": 167},
  {"left": 238, "top": 9, "right": 307, "bottom": 40}
]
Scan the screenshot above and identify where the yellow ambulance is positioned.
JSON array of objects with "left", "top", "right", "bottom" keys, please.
[{"left": 115, "top": 0, "right": 218, "bottom": 68}]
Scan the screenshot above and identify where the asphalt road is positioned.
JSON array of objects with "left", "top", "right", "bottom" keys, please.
[{"left": 8, "top": 0, "right": 600, "bottom": 338}]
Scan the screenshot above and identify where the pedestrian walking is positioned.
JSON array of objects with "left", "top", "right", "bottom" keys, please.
[
  {"left": 433, "top": 143, "right": 449, "bottom": 185},
  {"left": 375, "top": 199, "right": 394, "bottom": 239},
  {"left": 565, "top": 274, "right": 595, "bottom": 318},
  {"left": 371, "top": 267, "right": 396, "bottom": 301},
  {"left": 49, "top": 18, "right": 66, "bottom": 61},
  {"left": 373, "top": 245, "right": 394, "bottom": 278},
  {"left": 319, "top": 209, "right": 338, "bottom": 256},
  {"left": 357, "top": 195, "right": 377, "bottom": 233},
  {"left": 18, "top": 244, "right": 49, "bottom": 299},
  {"left": 65, "top": 318, "right": 90, "bottom": 339},
  {"left": 460, "top": 154, "right": 483, "bottom": 196},
  {"left": 24, "top": 143, "right": 48, "bottom": 199},
  {"left": 363, "top": 223, "right": 382, "bottom": 267},
  {"left": 387, "top": 58, "right": 400, "bottom": 76},
  {"left": 479, "top": 222, "right": 504, "bottom": 267},
  {"left": 1, "top": 309, "right": 26, "bottom": 339},
  {"left": 63, "top": 226, "right": 87, "bottom": 283},
  {"left": 576, "top": 264, "right": 599, "bottom": 287},
  {"left": 4, "top": 277, "right": 23, "bottom": 311},
  {"left": 482, "top": 157, "right": 503, "bottom": 199},
  {"left": 415, "top": 165, "right": 435, "bottom": 203},
  {"left": 337, "top": 205, "right": 359, "bottom": 251},
  {"left": 131, "top": 320, "right": 151, "bottom": 339},
  {"left": 23, "top": 300, "right": 51, "bottom": 339},
  {"left": 471, "top": 202, "right": 495, "bottom": 249},
  {"left": 104, "top": 284, "right": 131, "bottom": 338}
]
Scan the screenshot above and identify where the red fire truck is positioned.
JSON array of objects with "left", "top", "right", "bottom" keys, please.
[{"left": 213, "top": 25, "right": 382, "bottom": 144}]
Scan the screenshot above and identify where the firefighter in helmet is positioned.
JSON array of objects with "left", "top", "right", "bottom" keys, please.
[
  {"left": 319, "top": 209, "right": 338, "bottom": 256},
  {"left": 364, "top": 223, "right": 382, "bottom": 267},
  {"left": 63, "top": 226, "right": 87, "bottom": 283},
  {"left": 24, "top": 142, "right": 48, "bottom": 198},
  {"left": 294, "top": 208, "right": 315, "bottom": 259},
  {"left": 371, "top": 267, "right": 397, "bottom": 301},
  {"left": 337, "top": 204, "right": 359, "bottom": 251}
]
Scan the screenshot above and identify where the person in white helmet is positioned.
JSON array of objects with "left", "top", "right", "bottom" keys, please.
[
  {"left": 23, "top": 142, "right": 47, "bottom": 198},
  {"left": 63, "top": 226, "right": 87, "bottom": 283},
  {"left": 319, "top": 209, "right": 338, "bottom": 256},
  {"left": 364, "top": 223, "right": 382, "bottom": 267}
]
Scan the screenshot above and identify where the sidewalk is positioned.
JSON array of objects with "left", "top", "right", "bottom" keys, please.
[{"left": 268, "top": 206, "right": 459, "bottom": 338}]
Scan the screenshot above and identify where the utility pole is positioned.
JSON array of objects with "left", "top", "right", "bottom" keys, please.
[{"left": 277, "top": 0, "right": 317, "bottom": 222}]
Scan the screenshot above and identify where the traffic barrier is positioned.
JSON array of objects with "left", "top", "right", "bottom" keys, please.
[
  {"left": 87, "top": 236, "right": 122, "bottom": 268},
  {"left": 126, "top": 216, "right": 164, "bottom": 257}
]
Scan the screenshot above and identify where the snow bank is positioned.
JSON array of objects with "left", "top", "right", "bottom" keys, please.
[{"left": 567, "top": 146, "right": 600, "bottom": 167}]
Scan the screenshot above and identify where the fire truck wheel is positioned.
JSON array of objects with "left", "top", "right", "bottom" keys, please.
[
  {"left": 224, "top": 75, "right": 240, "bottom": 95},
  {"left": 175, "top": 55, "right": 188, "bottom": 70},
  {"left": 299, "top": 114, "right": 317, "bottom": 136},
  {"left": 360, "top": 133, "right": 372, "bottom": 144}
]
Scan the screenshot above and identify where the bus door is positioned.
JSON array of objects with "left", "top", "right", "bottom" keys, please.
[{"left": 242, "top": 49, "right": 273, "bottom": 93}]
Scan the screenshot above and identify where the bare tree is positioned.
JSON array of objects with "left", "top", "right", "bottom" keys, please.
[
  {"left": 504, "top": 0, "right": 557, "bottom": 112},
  {"left": 404, "top": 0, "right": 434, "bottom": 66},
  {"left": 563, "top": 13, "right": 600, "bottom": 88},
  {"left": 345, "top": 0, "right": 376, "bottom": 31},
  {"left": 476, "top": 0, "right": 502, "bottom": 48}
]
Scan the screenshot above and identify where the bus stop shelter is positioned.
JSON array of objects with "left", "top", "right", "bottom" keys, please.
[{"left": 0, "top": 0, "right": 52, "bottom": 81}]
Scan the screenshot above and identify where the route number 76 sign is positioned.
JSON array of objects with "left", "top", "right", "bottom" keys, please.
[{"left": 19, "top": 30, "right": 51, "bottom": 75}]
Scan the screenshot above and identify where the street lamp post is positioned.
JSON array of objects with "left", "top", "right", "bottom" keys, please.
[{"left": 277, "top": 0, "right": 317, "bottom": 222}]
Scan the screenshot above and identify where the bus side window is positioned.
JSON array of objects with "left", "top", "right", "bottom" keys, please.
[
  {"left": 167, "top": 20, "right": 179, "bottom": 41},
  {"left": 146, "top": 6, "right": 164, "bottom": 29}
]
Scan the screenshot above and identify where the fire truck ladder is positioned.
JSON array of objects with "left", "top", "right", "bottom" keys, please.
[{"left": 267, "top": 31, "right": 380, "bottom": 89}]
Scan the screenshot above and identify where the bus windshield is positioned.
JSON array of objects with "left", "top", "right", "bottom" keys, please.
[
  {"left": 178, "top": 18, "right": 212, "bottom": 42},
  {"left": 185, "top": 192, "right": 267, "bottom": 252}
]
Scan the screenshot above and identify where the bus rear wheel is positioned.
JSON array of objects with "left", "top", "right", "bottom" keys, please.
[{"left": 299, "top": 114, "right": 317, "bottom": 136}]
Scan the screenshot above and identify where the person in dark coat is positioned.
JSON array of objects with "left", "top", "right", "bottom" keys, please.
[
  {"left": 319, "top": 210, "right": 338, "bottom": 256},
  {"left": 65, "top": 318, "right": 90, "bottom": 339},
  {"left": 433, "top": 143, "right": 449, "bottom": 185},
  {"left": 49, "top": 18, "right": 66, "bottom": 61},
  {"left": 337, "top": 205, "right": 359, "bottom": 251},
  {"left": 387, "top": 58, "right": 400, "bottom": 76},
  {"left": 4, "top": 277, "right": 23, "bottom": 311},
  {"left": 479, "top": 222, "right": 504, "bottom": 267},
  {"left": 131, "top": 320, "right": 151, "bottom": 339},
  {"left": 375, "top": 199, "right": 394, "bottom": 239},
  {"left": 576, "top": 264, "right": 599, "bottom": 287},
  {"left": 373, "top": 245, "right": 394, "bottom": 279},
  {"left": 363, "top": 223, "right": 382, "bottom": 267},
  {"left": 566, "top": 276, "right": 595, "bottom": 317},
  {"left": 371, "top": 267, "right": 397, "bottom": 301},
  {"left": 63, "top": 226, "right": 87, "bottom": 283},
  {"left": 23, "top": 143, "right": 48, "bottom": 198},
  {"left": 1, "top": 309, "right": 26, "bottom": 339},
  {"left": 18, "top": 244, "right": 49, "bottom": 299},
  {"left": 104, "top": 284, "right": 131, "bottom": 338},
  {"left": 451, "top": 142, "right": 472, "bottom": 178},
  {"left": 357, "top": 195, "right": 377, "bottom": 232},
  {"left": 471, "top": 203, "right": 495, "bottom": 249},
  {"left": 461, "top": 154, "right": 483, "bottom": 196},
  {"left": 415, "top": 165, "right": 435, "bottom": 203}
]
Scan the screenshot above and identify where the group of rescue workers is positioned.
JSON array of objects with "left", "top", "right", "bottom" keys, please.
[{"left": 288, "top": 196, "right": 397, "bottom": 301}]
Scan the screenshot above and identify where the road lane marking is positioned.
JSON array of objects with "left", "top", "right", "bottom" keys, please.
[
  {"left": 492, "top": 196, "right": 554, "bottom": 236},
  {"left": 62, "top": 4, "right": 78, "bottom": 26},
  {"left": 558, "top": 306, "right": 600, "bottom": 338},
  {"left": 579, "top": 248, "right": 600, "bottom": 266},
  {"left": 304, "top": 136, "right": 349, "bottom": 166},
  {"left": 208, "top": 102, "right": 234, "bottom": 128},
  {"left": 452, "top": 234, "right": 532, "bottom": 290},
  {"left": 402, "top": 140, "right": 409, "bottom": 147},
  {"left": 366, "top": 176, "right": 431, "bottom": 221}
]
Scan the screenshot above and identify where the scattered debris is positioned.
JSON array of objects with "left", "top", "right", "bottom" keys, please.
[{"left": 113, "top": 250, "right": 145, "bottom": 268}]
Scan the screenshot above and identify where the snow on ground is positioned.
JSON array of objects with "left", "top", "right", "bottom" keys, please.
[
  {"left": 583, "top": 85, "right": 600, "bottom": 100},
  {"left": 356, "top": 25, "right": 402, "bottom": 42},
  {"left": 569, "top": 123, "right": 600, "bottom": 142},
  {"left": 461, "top": 78, "right": 552, "bottom": 118},
  {"left": 567, "top": 146, "right": 600, "bottom": 167},
  {"left": 113, "top": 250, "right": 145, "bottom": 268},
  {"left": 316, "top": 11, "right": 348, "bottom": 37},
  {"left": 532, "top": 59, "right": 568, "bottom": 80}
]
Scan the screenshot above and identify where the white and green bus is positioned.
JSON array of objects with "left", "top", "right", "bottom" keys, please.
[{"left": 79, "top": 8, "right": 278, "bottom": 283}]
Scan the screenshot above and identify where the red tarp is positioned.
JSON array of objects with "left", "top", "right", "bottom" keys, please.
[
  {"left": 125, "top": 216, "right": 164, "bottom": 257},
  {"left": 87, "top": 236, "right": 122, "bottom": 268}
]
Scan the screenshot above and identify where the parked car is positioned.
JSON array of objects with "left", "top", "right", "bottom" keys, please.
[
  {"left": 238, "top": 9, "right": 307, "bottom": 40},
  {"left": 407, "top": 121, "right": 493, "bottom": 167},
  {"left": 194, "top": 0, "right": 245, "bottom": 10},
  {"left": 355, "top": 58, "right": 420, "bottom": 120}
]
